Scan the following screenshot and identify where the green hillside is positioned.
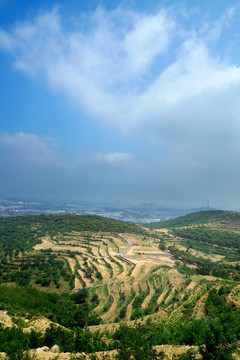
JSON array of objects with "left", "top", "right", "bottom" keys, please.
[
  {"left": 145, "top": 210, "right": 240, "bottom": 229},
  {"left": 0, "top": 212, "right": 239, "bottom": 359}
]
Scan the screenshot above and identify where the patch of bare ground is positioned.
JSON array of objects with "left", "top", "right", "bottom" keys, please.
[
  {"left": 131, "top": 263, "right": 151, "bottom": 282},
  {"left": 35, "top": 237, "right": 88, "bottom": 254},
  {"left": 103, "top": 257, "right": 118, "bottom": 278},
  {"left": 109, "top": 258, "right": 126, "bottom": 280},
  {"left": 127, "top": 264, "right": 138, "bottom": 281},
  {"left": 29, "top": 350, "right": 72, "bottom": 360},
  {"left": 108, "top": 240, "right": 119, "bottom": 255},
  {"left": 36, "top": 343, "right": 239, "bottom": 360},
  {"left": 74, "top": 277, "right": 82, "bottom": 288},
  {"left": 186, "top": 280, "right": 197, "bottom": 291},
  {"left": 203, "top": 275, "right": 220, "bottom": 281},
  {"left": 0, "top": 311, "right": 13, "bottom": 328},
  {"left": 99, "top": 244, "right": 108, "bottom": 257},
  {"left": 77, "top": 268, "right": 92, "bottom": 287},
  {"left": 23, "top": 317, "right": 61, "bottom": 334},
  {"left": 157, "top": 288, "right": 168, "bottom": 305},
  {"left": 118, "top": 282, "right": 132, "bottom": 294},
  {"left": 97, "top": 259, "right": 111, "bottom": 282},
  {"left": 156, "top": 229, "right": 169, "bottom": 234},
  {"left": 88, "top": 320, "right": 119, "bottom": 333},
  {"left": 125, "top": 297, "right": 134, "bottom": 320},
  {"left": 107, "top": 258, "right": 122, "bottom": 279},
  {"left": 34, "top": 236, "right": 54, "bottom": 250},
  {"left": 209, "top": 254, "right": 225, "bottom": 262},
  {"left": 141, "top": 281, "right": 154, "bottom": 309},
  {"left": 91, "top": 245, "right": 99, "bottom": 257},
  {"left": 15, "top": 346, "right": 240, "bottom": 360},
  {"left": 140, "top": 265, "right": 156, "bottom": 284},
  {"left": 155, "top": 345, "right": 200, "bottom": 359},
  {"left": 101, "top": 292, "right": 120, "bottom": 322},
  {"left": 65, "top": 257, "right": 76, "bottom": 272},
  {"left": 167, "top": 269, "right": 186, "bottom": 288}
]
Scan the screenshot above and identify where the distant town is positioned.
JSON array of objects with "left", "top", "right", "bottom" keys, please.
[{"left": 0, "top": 198, "right": 216, "bottom": 222}]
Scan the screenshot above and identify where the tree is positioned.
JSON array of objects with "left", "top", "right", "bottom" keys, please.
[{"left": 200, "top": 315, "right": 238, "bottom": 360}]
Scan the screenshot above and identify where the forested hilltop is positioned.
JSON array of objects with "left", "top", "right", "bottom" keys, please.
[
  {"left": 0, "top": 214, "right": 144, "bottom": 252},
  {"left": 145, "top": 210, "right": 240, "bottom": 229},
  {"left": 0, "top": 212, "right": 240, "bottom": 359}
]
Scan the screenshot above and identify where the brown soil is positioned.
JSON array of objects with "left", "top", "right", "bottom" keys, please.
[
  {"left": 142, "top": 281, "right": 155, "bottom": 309},
  {"left": 101, "top": 295, "right": 119, "bottom": 322},
  {"left": 0, "top": 311, "right": 13, "bottom": 327},
  {"left": 23, "top": 317, "right": 60, "bottom": 334},
  {"left": 74, "top": 277, "right": 82, "bottom": 288},
  {"left": 66, "top": 257, "right": 76, "bottom": 272},
  {"left": 34, "top": 236, "right": 54, "bottom": 250}
]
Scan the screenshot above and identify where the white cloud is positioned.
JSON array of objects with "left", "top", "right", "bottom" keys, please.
[
  {"left": 0, "top": 7, "right": 176, "bottom": 121},
  {"left": 123, "top": 10, "right": 175, "bottom": 74},
  {"left": 90, "top": 152, "right": 132, "bottom": 164},
  {"left": 0, "top": 5, "right": 240, "bottom": 136}
]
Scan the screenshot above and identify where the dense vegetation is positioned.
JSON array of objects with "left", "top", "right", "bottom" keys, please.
[
  {"left": 0, "top": 287, "right": 239, "bottom": 359},
  {"left": 172, "top": 227, "right": 240, "bottom": 250},
  {"left": 0, "top": 214, "right": 143, "bottom": 256},
  {"left": 0, "top": 214, "right": 144, "bottom": 291},
  {"left": 169, "top": 245, "right": 240, "bottom": 280},
  {"left": 0, "top": 251, "right": 73, "bottom": 288},
  {"left": 0, "top": 285, "right": 101, "bottom": 328}
]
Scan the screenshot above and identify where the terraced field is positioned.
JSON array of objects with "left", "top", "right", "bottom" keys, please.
[
  {"left": 31, "top": 231, "right": 179, "bottom": 323},
  {"left": 1, "top": 213, "right": 240, "bottom": 359},
  {"left": 30, "top": 228, "right": 240, "bottom": 327}
]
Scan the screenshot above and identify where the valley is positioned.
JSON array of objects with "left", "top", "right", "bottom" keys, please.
[{"left": 0, "top": 211, "right": 239, "bottom": 359}]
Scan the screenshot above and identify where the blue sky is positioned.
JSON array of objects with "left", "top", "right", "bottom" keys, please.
[{"left": 0, "top": 0, "right": 240, "bottom": 209}]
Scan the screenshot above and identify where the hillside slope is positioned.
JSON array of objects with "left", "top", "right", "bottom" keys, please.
[
  {"left": 0, "top": 212, "right": 240, "bottom": 359},
  {"left": 145, "top": 210, "right": 240, "bottom": 230}
]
